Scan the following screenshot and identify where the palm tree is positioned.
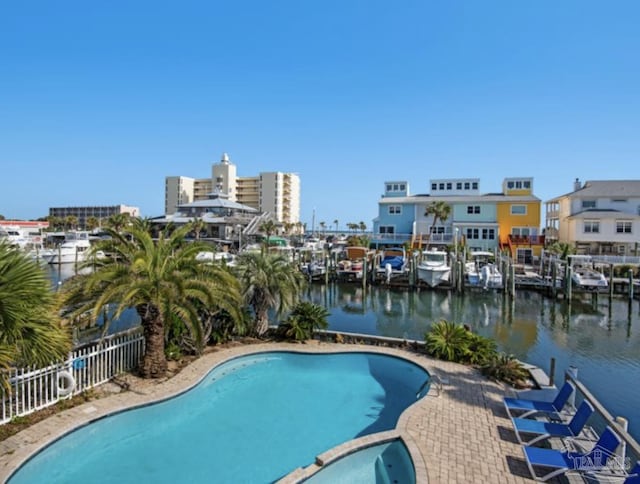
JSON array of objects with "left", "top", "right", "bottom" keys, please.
[
  {"left": 278, "top": 301, "right": 329, "bottom": 341},
  {"left": 106, "top": 213, "right": 130, "bottom": 233},
  {"left": 333, "top": 219, "right": 339, "bottom": 233},
  {"left": 65, "top": 215, "right": 78, "bottom": 230},
  {"left": 234, "top": 252, "right": 306, "bottom": 336},
  {"left": 60, "top": 225, "right": 243, "bottom": 378},
  {"left": 85, "top": 216, "right": 100, "bottom": 231},
  {"left": 0, "top": 242, "right": 71, "bottom": 388},
  {"left": 319, "top": 221, "right": 326, "bottom": 236},
  {"left": 259, "top": 220, "right": 278, "bottom": 247},
  {"left": 424, "top": 201, "right": 451, "bottom": 250},
  {"left": 190, "top": 217, "right": 206, "bottom": 240},
  {"left": 359, "top": 221, "right": 366, "bottom": 233}
]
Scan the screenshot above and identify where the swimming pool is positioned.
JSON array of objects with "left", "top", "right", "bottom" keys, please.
[{"left": 9, "top": 351, "right": 429, "bottom": 483}]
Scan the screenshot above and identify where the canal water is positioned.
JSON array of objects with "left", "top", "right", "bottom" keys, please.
[
  {"left": 46, "top": 264, "right": 640, "bottom": 441},
  {"left": 303, "top": 283, "right": 640, "bottom": 441}
]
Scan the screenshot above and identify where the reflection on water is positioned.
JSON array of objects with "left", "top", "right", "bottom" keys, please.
[{"left": 304, "top": 283, "right": 640, "bottom": 440}]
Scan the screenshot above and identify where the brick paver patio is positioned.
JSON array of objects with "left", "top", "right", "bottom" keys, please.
[{"left": 0, "top": 341, "right": 542, "bottom": 483}]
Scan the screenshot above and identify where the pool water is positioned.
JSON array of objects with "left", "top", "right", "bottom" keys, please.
[
  {"left": 305, "top": 439, "right": 415, "bottom": 484},
  {"left": 9, "top": 352, "right": 428, "bottom": 484}
]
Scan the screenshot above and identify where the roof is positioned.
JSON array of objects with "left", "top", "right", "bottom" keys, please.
[
  {"left": 549, "top": 180, "right": 640, "bottom": 201},
  {"left": 177, "top": 197, "right": 258, "bottom": 212},
  {"left": 567, "top": 209, "right": 640, "bottom": 220},
  {"left": 379, "top": 194, "right": 539, "bottom": 204}
]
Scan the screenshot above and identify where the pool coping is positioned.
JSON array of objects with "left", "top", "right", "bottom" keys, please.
[{"left": 0, "top": 341, "right": 530, "bottom": 483}]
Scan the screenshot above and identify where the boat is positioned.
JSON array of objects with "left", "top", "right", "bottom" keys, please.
[
  {"left": 336, "top": 246, "right": 373, "bottom": 281},
  {"left": 416, "top": 249, "right": 451, "bottom": 288},
  {"left": 298, "top": 247, "right": 327, "bottom": 281},
  {"left": 377, "top": 247, "right": 408, "bottom": 282},
  {"left": 568, "top": 255, "right": 608, "bottom": 290},
  {"left": 196, "top": 251, "right": 237, "bottom": 266},
  {"left": 46, "top": 231, "right": 94, "bottom": 265},
  {"left": 0, "top": 225, "right": 30, "bottom": 249},
  {"left": 465, "top": 251, "right": 503, "bottom": 289}
]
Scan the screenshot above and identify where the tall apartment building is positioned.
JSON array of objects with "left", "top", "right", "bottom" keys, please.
[
  {"left": 165, "top": 153, "right": 300, "bottom": 224},
  {"left": 49, "top": 205, "right": 140, "bottom": 229}
]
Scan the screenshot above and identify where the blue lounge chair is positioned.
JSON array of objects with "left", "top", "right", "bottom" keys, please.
[
  {"left": 504, "top": 381, "right": 575, "bottom": 419},
  {"left": 511, "top": 400, "right": 594, "bottom": 445},
  {"left": 523, "top": 426, "right": 621, "bottom": 482}
]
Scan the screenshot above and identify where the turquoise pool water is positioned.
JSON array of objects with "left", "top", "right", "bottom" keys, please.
[
  {"left": 306, "top": 439, "right": 415, "bottom": 484},
  {"left": 9, "top": 352, "right": 428, "bottom": 484}
]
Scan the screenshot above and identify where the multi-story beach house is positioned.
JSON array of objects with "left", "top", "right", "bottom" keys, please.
[
  {"left": 372, "top": 177, "right": 543, "bottom": 263},
  {"left": 165, "top": 153, "right": 300, "bottom": 225},
  {"left": 545, "top": 179, "right": 640, "bottom": 256}
]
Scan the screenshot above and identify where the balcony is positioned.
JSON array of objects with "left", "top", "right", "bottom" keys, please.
[{"left": 507, "top": 235, "right": 545, "bottom": 246}]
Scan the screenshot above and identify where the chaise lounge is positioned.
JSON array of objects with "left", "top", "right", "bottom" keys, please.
[
  {"left": 511, "top": 400, "right": 594, "bottom": 446},
  {"left": 522, "top": 425, "right": 621, "bottom": 482},
  {"left": 504, "top": 381, "right": 575, "bottom": 419}
]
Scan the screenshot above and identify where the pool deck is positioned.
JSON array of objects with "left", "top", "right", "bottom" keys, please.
[{"left": 0, "top": 341, "right": 541, "bottom": 483}]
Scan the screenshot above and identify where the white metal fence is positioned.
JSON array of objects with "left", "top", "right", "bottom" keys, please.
[{"left": 1, "top": 327, "right": 144, "bottom": 425}]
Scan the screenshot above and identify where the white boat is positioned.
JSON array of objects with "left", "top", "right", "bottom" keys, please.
[
  {"left": 465, "top": 251, "right": 503, "bottom": 289},
  {"left": 377, "top": 247, "right": 408, "bottom": 283},
  {"left": 47, "top": 231, "right": 94, "bottom": 265},
  {"left": 0, "top": 225, "right": 30, "bottom": 249},
  {"left": 568, "top": 255, "right": 608, "bottom": 290},
  {"left": 196, "top": 251, "right": 237, "bottom": 266},
  {"left": 417, "top": 249, "right": 451, "bottom": 288},
  {"left": 336, "top": 246, "right": 373, "bottom": 281}
]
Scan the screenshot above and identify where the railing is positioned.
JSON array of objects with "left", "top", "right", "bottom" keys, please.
[
  {"left": 0, "top": 327, "right": 144, "bottom": 425},
  {"left": 565, "top": 368, "right": 640, "bottom": 474},
  {"left": 507, "top": 235, "right": 545, "bottom": 245}
]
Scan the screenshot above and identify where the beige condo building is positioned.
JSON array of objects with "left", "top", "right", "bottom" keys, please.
[{"left": 165, "top": 153, "right": 300, "bottom": 224}]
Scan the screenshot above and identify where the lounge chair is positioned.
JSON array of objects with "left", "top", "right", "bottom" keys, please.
[
  {"left": 624, "top": 461, "right": 640, "bottom": 483},
  {"left": 503, "top": 381, "right": 575, "bottom": 419},
  {"left": 522, "top": 426, "right": 621, "bottom": 482},
  {"left": 511, "top": 400, "right": 594, "bottom": 445}
]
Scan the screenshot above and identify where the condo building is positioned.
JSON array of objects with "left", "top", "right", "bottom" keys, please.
[
  {"left": 48, "top": 205, "right": 140, "bottom": 229},
  {"left": 165, "top": 153, "right": 300, "bottom": 224}
]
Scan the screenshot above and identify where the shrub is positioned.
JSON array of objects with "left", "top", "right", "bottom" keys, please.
[
  {"left": 464, "top": 333, "right": 498, "bottom": 366},
  {"left": 481, "top": 353, "right": 530, "bottom": 388},
  {"left": 278, "top": 302, "right": 330, "bottom": 342},
  {"left": 424, "top": 320, "right": 470, "bottom": 362}
]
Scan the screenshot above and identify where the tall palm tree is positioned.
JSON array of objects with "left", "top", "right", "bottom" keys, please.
[
  {"left": 65, "top": 215, "right": 78, "bottom": 231},
  {"left": 259, "top": 220, "right": 278, "bottom": 247},
  {"left": 359, "top": 221, "right": 367, "bottom": 233},
  {"left": 424, "top": 201, "right": 451, "bottom": 250},
  {"left": 0, "top": 242, "right": 71, "bottom": 388},
  {"left": 333, "top": 219, "right": 339, "bottom": 233},
  {"left": 190, "top": 217, "right": 206, "bottom": 240},
  {"left": 319, "top": 221, "right": 326, "bottom": 236},
  {"left": 60, "top": 225, "right": 243, "bottom": 378},
  {"left": 234, "top": 252, "right": 306, "bottom": 336},
  {"left": 85, "top": 216, "right": 100, "bottom": 231},
  {"left": 107, "top": 213, "right": 130, "bottom": 233}
]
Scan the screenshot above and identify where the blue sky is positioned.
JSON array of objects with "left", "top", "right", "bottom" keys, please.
[{"left": 1, "top": 1, "right": 639, "bottom": 230}]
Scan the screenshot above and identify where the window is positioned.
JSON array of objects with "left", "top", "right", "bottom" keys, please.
[
  {"left": 515, "top": 181, "right": 522, "bottom": 188},
  {"left": 612, "top": 199, "right": 627, "bottom": 202},
  {"left": 386, "top": 184, "right": 392, "bottom": 192},
  {"left": 482, "top": 229, "right": 495, "bottom": 239},
  {"left": 388, "top": 205, "right": 402, "bottom": 215},
  {"left": 430, "top": 226, "right": 445, "bottom": 234},
  {"left": 431, "top": 183, "right": 437, "bottom": 191},
  {"left": 582, "top": 200, "right": 596, "bottom": 209},
  {"left": 393, "top": 183, "right": 399, "bottom": 191},
  {"left": 523, "top": 181, "right": 531, "bottom": 189},
  {"left": 472, "top": 182, "right": 478, "bottom": 189},
  {"left": 446, "top": 182, "right": 452, "bottom": 190},
  {"left": 616, "top": 221, "right": 632, "bottom": 234},
  {"left": 380, "top": 226, "right": 395, "bottom": 234},
  {"left": 464, "top": 182, "right": 470, "bottom": 189},
  {"left": 399, "top": 183, "right": 406, "bottom": 191},
  {"left": 584, "top": 220, "right": 599, "bottom": 233},
  {"left": 456, "top": 182, "right": 462, "bottom": 189},
  {"left": 618, "top": 245, "right": 626, "bottom": 255},
  {"left": 466, "top": 228, "right": 479, "bottom": 239},
  {"left": 467, "top": 205, "right": 480, "bottom": 214},
  {"left": 439, "top": 183, "right": 445, "bottom": 190},
  {"left": 511, "top": 205, "right": 527, "bottom": 215}
]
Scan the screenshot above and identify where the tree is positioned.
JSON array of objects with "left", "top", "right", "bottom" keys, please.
[
  {"left": 234, "top": 252, "right": 306, "bottom": 336},
  {"left": 190, "top": 217, "right": 206, "bottom": 240},
  {"left": 333, "top": 219, "right": 339, "bottom": 233},
  {"left": 424, "top": 201, "right": 451, "bottom": 250},
  {"left": 85, "top": 216, "right": 100, "bottom": 231},
  {"left": 278, "top": 301, "right": 329, "bottom": 341},
  {"left": 60, "top": 225, "right": 243, "bottom": 378},
  {"left": 106, "top": 213, "right": 131, "bottom": 233},
  {"left": 358, "top": 221, "right": 366, "bottom": 233},
  {"left": 319, "top": 221, "right": 326, "bottom": 235},
  {"left": 0, "top": 242, "right": 71, "bottom": 388},
  {"left": 0, "top": 214, "right": 5, "bottom": 220},
  {"left": 65, "top": 215, "right": 78, "bottom": 230},
  {"left": 259, "top": 220, "right": 278, "bottom": 246}
]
